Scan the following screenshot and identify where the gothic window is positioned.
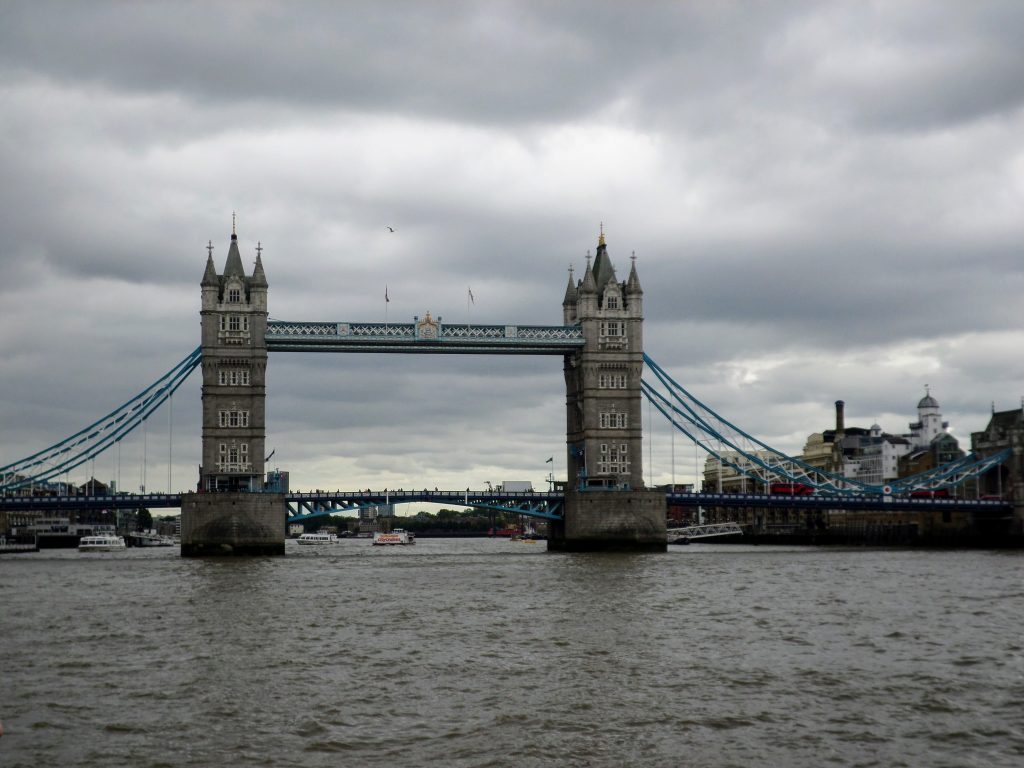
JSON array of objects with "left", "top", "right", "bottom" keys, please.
[
  {"left": 600, "top": 321, "right": 623, "bottom": 337},
  {"left": 598, "top": 372, "right": 628, "bottom": 389},
  {"left": 218, "top": 442, "right": 250, "bottom": 471},
  {"left": 228, "top": 315, "right": 241, "bottom": 332},
  {"left": 218, "top": 409, "right": 250, "bottom": 428},
  {"left": 596, "top": 442, "right": 630, "bottom": 476},
  {"left": 599, "top": 412, "right": 628, "bottom": 429},
  {"left": 228, "top": 287, "right": 241, "bottom": 303},
  {"left": 606, "top": 294, "right": 619, "bottom": 310},
  {"left": 218, "top": 369, "right": 250, "bottom": 385}
]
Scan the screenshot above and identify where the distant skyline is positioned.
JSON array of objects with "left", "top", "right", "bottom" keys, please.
[{"left": 2, "top": 1, "right": 1024, "bottom": 497}]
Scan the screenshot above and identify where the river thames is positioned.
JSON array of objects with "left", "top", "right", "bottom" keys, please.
[{"left": 1, "top": 540, "right": 1022, "bottom": 767}]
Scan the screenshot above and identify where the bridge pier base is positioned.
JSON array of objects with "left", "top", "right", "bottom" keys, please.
[
  {"left": 548, "top": 490, "right": 667, "bottom": 552},
  {"left": 180, "top": 492, "right": 285, "bottom": 556}
]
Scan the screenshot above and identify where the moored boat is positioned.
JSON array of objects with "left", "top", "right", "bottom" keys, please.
[
  {"left": 78, "top": 535, "right": 127, "bottom": 552},
  {"left": 372, "top": 528, "right": 414, "bottom": 546},
  {"left": 297, "top": 532, "right": 339, "bottom": 545}
]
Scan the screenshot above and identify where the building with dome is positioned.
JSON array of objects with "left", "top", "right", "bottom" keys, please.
[{"left": 801, "top": 391, "right": 963, "bottom": 485}]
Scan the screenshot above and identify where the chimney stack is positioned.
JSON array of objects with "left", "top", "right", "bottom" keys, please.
[{"left": 835, "top": 400, "right": 845, "bottom": 432}]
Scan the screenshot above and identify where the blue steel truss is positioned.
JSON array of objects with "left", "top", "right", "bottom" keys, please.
[
  {"left": 641, "top": 353, "right": 1011, "bottom": 496},
  {"left": 285, "top": 490, "right": 564, "bottom": 523},
  {"left": 265, "top": 320, "right": 584, "bottom": 354}
]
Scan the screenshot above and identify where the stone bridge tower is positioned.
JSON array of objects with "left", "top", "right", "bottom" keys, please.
[
  {"left": 181, "top": 225, "right": 284, "bottom": 556},
  {"left": 551, "top": 229, "right": 666, "bottom": 552},
  {"left": 198, "top": 229, "right": 268, "bottom": 493}
]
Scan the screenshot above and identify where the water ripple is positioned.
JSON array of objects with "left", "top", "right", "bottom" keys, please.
[{"left": 1, "top": 542, "right": 1023, "bottom": 766}]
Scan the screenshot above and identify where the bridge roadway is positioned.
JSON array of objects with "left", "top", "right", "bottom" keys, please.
[
  {"left": 0, "top": 489, "right": 568, "bottom": 520},
  {"left": 0, "top": 490, "right": 1012, "bottom": 517},
  {"left": 668, "top": 491, "right": 1012, "bottom": 513}
]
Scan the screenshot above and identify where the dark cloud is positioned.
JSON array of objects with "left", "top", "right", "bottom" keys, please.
[{"left": 2, "top": 1, "right": 1024, "bottom": 493}]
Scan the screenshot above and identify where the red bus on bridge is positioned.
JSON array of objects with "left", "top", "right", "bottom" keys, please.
[
  {"left": 909, "top": 489, "right": 950, "bottom": 499},
  {"left": 769, "top": 483, "right": 814, "bottom": 496}
]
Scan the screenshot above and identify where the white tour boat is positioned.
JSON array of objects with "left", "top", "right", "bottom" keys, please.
[
  {"left": 78, "top": 535, "right": 127, "bottom": 552},
  {"left": 372, "top": 528, "right": 415, "bottom": 546},
  {"left": 297, "top": 532, "right": 339, "bottom": 545}
]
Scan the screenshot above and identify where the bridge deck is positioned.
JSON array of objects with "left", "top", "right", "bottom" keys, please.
[
  {"left": 265, "top": 321, "right": 585, "bottom": 354},
  {"left": 668, "top": 492, "right": 1011, "bottom": 513},
  {"left": 0, "top": 490, "right": 1012, "bottom": 515}
]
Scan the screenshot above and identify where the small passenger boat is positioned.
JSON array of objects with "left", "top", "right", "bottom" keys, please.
[
  {"left": 136, "top": 532, "right": 176, "bottom": 547},
  {"left": 372, "top": 528, "right": 414, "bottom": 546},
  {"left": 297, "top": 532, "right": 339, "bottom": 545},
  {"left": 78, "top": 535, "right": 127, "bottom": 552}
]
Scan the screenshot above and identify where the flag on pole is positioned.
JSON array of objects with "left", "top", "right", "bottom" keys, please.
[
  {"left": 468, "top": 287, "right": 475, "bottom": 305},
  {"left": 385, "top": 285, "right": 390, "bottom": 303},
  {"left": 546, "top": 457, "right": 553, "bottom": 463}
]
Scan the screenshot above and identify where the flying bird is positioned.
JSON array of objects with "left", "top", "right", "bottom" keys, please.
[{"left": 387, "top": 226, "right": 395, "bottom": 232}]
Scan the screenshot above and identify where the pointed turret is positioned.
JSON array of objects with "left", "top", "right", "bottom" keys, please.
[
  {"left": 223, "top": 232, "right": 246, "bottom": 278},
  {"left": 591, "top": 226, "right": 617, "bottom": 292},
  {"left": 562, "top": 266, "right": 578, "bottom": 324},
  {"left": 580, "top": 254, "right": 597, "bottom": 295},
  {"left": 562, "top": 267, "right": 578, "bottom": 307},
  {"left": 626, "top": 252, "right": 642, "bottom": 296},
  {"left": 201, "top": 252, "right": 219, "bottom": 287},
  {"left": 251, "top": 247, "right": 268, "bottom": 288}
]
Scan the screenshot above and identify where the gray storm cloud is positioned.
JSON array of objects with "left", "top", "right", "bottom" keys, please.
[{"left": 2, "top": 1, "right": 1023, "bottom": 493}]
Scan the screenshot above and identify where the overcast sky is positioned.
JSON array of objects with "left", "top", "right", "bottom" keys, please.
[{"left": 2, "top": 0, "right": 1024, "bottom": 499}]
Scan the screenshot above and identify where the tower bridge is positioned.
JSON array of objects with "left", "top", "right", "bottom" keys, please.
[
  {"left": 183, "top": 225, "right": 664, "bottom": 554},
  {"left": 3, "top": 225, "right": 1023, "bottom": 553}
]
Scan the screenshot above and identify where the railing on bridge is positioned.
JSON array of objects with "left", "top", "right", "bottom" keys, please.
[
  {"left": 1, "top": 489, "right": 1012, "bottom": 516},
  {"left": 0, "top": 493, "right": 184, "bottom": 511},
  {"left": 667, "top": 491, "right": 1012, "bottom": 513},
  {"left": 265, "top": 321, "right": 584, "bottom": 354}
]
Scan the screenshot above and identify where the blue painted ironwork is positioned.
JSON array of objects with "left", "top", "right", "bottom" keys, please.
[
  {"left": 0, "top": 493, "right": 185, "bottom": 511},
  {"left": 284, "top": 489, "right": 564, "bottom": 522},
  {"left": 1, "top": 489, "right": 1008, "bottom": 519},
  {"left": 667, "top": 491, "right": 1012, "bottom": 513},
  {"left": 642, "top": 353, "right": 1011, "bottom": 496},
  {"left": 1, "top": 348, "right": 201, "bottom": 492},
  {"left": 265, "top": 320, "right": 584, "bottom": 354}
]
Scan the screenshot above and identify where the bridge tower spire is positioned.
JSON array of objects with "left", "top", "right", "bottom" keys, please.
[
  {"left": 553, "top": 229, "right": 666, "bottom": 552},
  {"left": 182, "top": 224, "right": 284, "bottom": 556}
]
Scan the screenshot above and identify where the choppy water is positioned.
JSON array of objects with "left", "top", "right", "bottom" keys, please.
[{"left": 1, "top": 540, "right": 1022, "bottom": 767}]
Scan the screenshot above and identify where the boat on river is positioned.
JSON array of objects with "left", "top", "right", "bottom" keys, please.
[
  {"left": 372, "top": 529, "right": 414, "bottom": 546},
  {"left": 297, "top": 532, "right": 339, "bottom": 545},
  {"left": 134, "top": 532, "right": 176, "bottom": 547},
  {"left": 78, "top": 535, "right": 127, "bottom": 552}
]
